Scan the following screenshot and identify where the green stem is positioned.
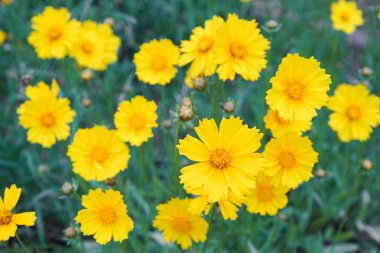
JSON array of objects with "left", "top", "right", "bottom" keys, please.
[
  {"left": 173, "top": 121, "right": 181, "bottom": 195},
  {"left": 139, "top": 145, "right": 147, "bottom": 186},
  {"left": 15, "top": 234, "right": 29, "bottom": 253},
  {"left": 201, "top": 206, "right": 216, "bottom": 253}
]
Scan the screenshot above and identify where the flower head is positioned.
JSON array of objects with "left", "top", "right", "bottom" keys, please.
[
  {"left": 0, "top": 29, "right": 6, "bottom": 46},
  {"left": 264, "top": 109, "right": 311, "bottom": 137},
  {"left": 330, "top": 0, "right": 364, "bottom": 34}
]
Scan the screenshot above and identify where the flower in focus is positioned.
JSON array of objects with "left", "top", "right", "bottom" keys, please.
[
  {"left": 0, "top": 29, "right": 6, "bottom": 46},
  {"left": 75, "top": 188, "right": 134, "bottom": 245},
  {"left": 133, "top": 39, "right": 180, "bottom": 85},
  {"left": 214, "top": 14, "right": 270, "bottom": 81},
  {"left": 328, "top": 84, "right": 380, "bottom": 142},
  {"left": 0, "top": 185, "right": 36, "bottom": 241},
  {"left": 330, "top": 0, "right": 364, "bottom": 34},
  {"left": 264, "top": 109, "right": 311, "bottom": 137},
  {"left": 177, "top": 117, "right": 263, "bottom": 203},
  {"left": 28, "top": 6, "right": 79, "bottom": 59},
  {"left": 266, "top": 54, "right": 331, "bottom": 121},
  {"left": 114, "top": 95, "right": 158, "bottom": 146},
  {"left": 262, "top": 132, "right": 318, "bottom": 189},
  {"left": 246, "top": 173, "right": 289, "bottom": 216},
  {"left": 17, "top": 79, "right": 76, "bottom": 148},
  {"left": 153, "top": 198, "right": 208, "bottom": 250},
  {"left": 67, "top": 126, "right": 131, "bottom": 181}
]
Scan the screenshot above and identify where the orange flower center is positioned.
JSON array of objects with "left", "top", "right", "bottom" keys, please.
[
  {"left": 286, "top": 80, "right": 305, "bottom": 101},
  {"left": 340, "top": 12, "right": 350, "bottom": 22},
  {"left": 172, "top": 215, "right": 192, "bottom": 233},
  {"left": 98, "top": 206, "right": 117, "bottom": 225},
  {"left": 130, "top": 115, "right": 146, "bottom": 131},
  {"left": 152, "top": 56, "right": 166, "bottom": 71},
  {"left": 197, "top": 36, "right": 214, "bottom": 53},
  {"left": 0, "top": 209, "right": 12, "bottom": 225},
  {"left": 279, "top": 151, "right": 296, "bottom": 169},
  {"left": 48, "top": 27, "right": 61, "bottom": 40},
  {"left": 91, "top": 147, "right": 108, "bottom": 163},
  {"left": 256, "top": 185, "right": 274, "bottom": 201},
  {"left": 40, "top": 113, "right": 56, "bottom": 127},
  {"left": 81, "top": 41, "right": 94, "bottom": 54},
  {"left": 230, "top": 42, "right": 247, "bottom": 59},
  {"left": 346, "top": 106, "right": 361, "bottom": 120},
  {"left": 210, "top": 149, "right": 232, "bottom": 169}
]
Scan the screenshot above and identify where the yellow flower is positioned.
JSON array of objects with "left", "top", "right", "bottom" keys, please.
[
  {"left": 153, "top": 198, "right": 208, "bottom": 250},
  {"left": 28, "top": 6, "right": 79, "bottom": 59},
  {"left": 133, "top": 39, "right": 180, "bottom": 85},
  {"left": 17, "top": 79, "right": 76, "bottom": 148},
  {"left": 75, "top": 188, "right": 134, "bottom": 245},
  {"left": 246, "top": 173, "right": 288, "bottom": 216},
  {"left": 67, "top": 126, "right": 131, "bottom": 181},
  {"left": 328, "top": 84, "right": 380, "bottom": 142},
  {"left": 0, "top": 29, "right": 6, "bottom": 46},
  {"left": 177, "top": 117, "right": 263, "bottom": 203},
  {"left": 0, "top": 185, "right": 36, "bottom": 241},
  {"left": 266, "top": 54, "right": 332, "bottom": 122},
  {"left": 330, "top": 0, "right": 364, "bottom": 34},
  {"left": 262, "top": 132, "right": 318, "bottom": 189},
  {"left": 178, "top": 16, "right": 224, "bottom": 78},
  {"left": 114, "top": 95, "right": 158, "bottom": 146},
  {"left": 214, "top": 14, "right": 270, "bottom": 81},
  {"left": 1, "top": 0, "right": 13, "bottom": 5},
  {"left": 264, "top": 109, "right": 311, "bottom": 137}
]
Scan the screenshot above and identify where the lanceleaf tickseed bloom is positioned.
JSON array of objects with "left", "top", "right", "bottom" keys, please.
[
  {"left": 262, "top": 132, "right": 318, "bottom": 189},
  {"left": 75, "top": 188, "right": 134, "bottom": 245},
  {"left": 0, "top": 29, "right": 6, "bottom": 46},
  {"left": 133, "top": 39, "right": 180, "bottom": 85},
  {"left": 266, "top": 54, "right": 332, "bottom": 122},
  {"left": 67, "top": 126, "right": 131, "bottom": 181},
  {"left": 264, "top": 109, "right": 311, "bottom": 137},
  {"left": 330, "top": 0, "right": 364, "bottom": 34},
  {"left": 328, "top": 84, "right": 380, "bottom": 142},
  {"left": 28, "top": 6, "right": 79, "bottom": 59},
  {"left": 214, "top": 13, "right": 270, "bottom": 81},
  {"left": 177, "top": 117, "right": 263, "bottom": 203},
  {"left": 0, "top": 185, "right": 36, "bottom": 241},
  {"left": 17, "top": 79, "right": 76, "bottom": 148},
  {"left": 153, "top": 198, "right": 208, "bottom": 250},
  {"left": 114, "top": 95, "right": 158, "bottom": 146}
]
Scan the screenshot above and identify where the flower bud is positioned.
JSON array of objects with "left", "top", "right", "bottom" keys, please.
[
  {"left": 315, "top": 168, "right": 326, "bottom": 179},
  {"left": 178, "top": 105, "right": 194, "bottom": 122},
  {"left": 81, "top": 69, "right": 93, "bottom": 81},
  {"left": 105, "top": 177, "right": 117, "bottom": 186},
  {"left": 60, "top": 181, "right": 73, "bottom": 196},
  {"left": 104, "top": 17, "right": 115, "bottom": 27},
  {"left": 37, "top": 164, "right": 48, "bottom": 174},
  {"left": 279, "top": 213, "right": 286, "bottom": 221},
  {"left": 163, "top": 119, "right": 172, "bottom": 129},
  {"left": 63, "top": 226, "right": 77, "bottom": 238},
  {"left": 223, "top": 101, "right": 235, "bottom": 113},
  {"left": 181, "top": 97, "right": 193, "bottom": 107},
  {"left": 19, "top": 74, "right": 31, "bottom": 86},
  {"left": 266, "top": 20, "right": 278, "bottom": 30},
  {"left": 193, "top": 77, "right": 206, "bottom": 91},
  {"left": 81, "top": 98, "right": 92, "bottom": 108},
  {"left": 361, "top": 67, "right": 372, "bottom": 78},
  {"left": 361, "top": 159, "right": 372, "bottom": 171}
]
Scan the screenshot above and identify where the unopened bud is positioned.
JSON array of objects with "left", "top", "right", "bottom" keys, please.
[
  {"left": 63, "top": 226, "right": 77, "bottom": 238},
  {"left": 60, "top": 181, "right": 73, "bottom": 195},
  {"left": 361, "top": 67, "right": 372, "bottom": 78},
  {"left": 279, "top": 213, "right": 286, "bottom": 221},
  {"left": 37, "top": 164, "right": 48, "bottom": 174},
  {"left": 361, "top": 159, "right": 372, "bottom": 171},
  {"left": 105, "top": 177, "right": 117, "bottom": 186},
  {"left": 81, "top": 69, "right": 93, "bottom": 81},
  {"left": 104, "top": 17, "right": 115, "bottom": 27},
  {"left": 178, "top": 105, "right": 194, "bottom": 122},
  {"left": 266, "top": 20, "right": 278, "bottom": 30},
  {"left": 19, "top": 74, "right": 31, "bottom": 86},
  {"left": 315, "top": 168, "right": 326, "bottom": 179},
  {"left": 163, "top": 119, "right": 172, "bottom": 129},
  {"left": 81, "top": 98, "right": 92, "bottom": 108},
  {"left": 223, "top": 101, "right": 235, "bottom": 113},
  {"left": 181, "top": 97, "right": 193, "bottom": 107},
  {"left": 193, "top": 77, "right": 206, "bottom": 91}
]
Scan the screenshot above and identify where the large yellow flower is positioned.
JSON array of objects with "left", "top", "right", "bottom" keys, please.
[
  {"left": 0, "top": 29, "right": 6, "bottom": 46},
  {"left": 28, "top": 6, "right": 79, "bottom": 59},
  {"left": 17, "top": 80, "right": 76, "bottom": 148},
  {"left": 153, "top": 198, "right": 208, "bottom": 250},
  {"left": 266, "top": 54, "right": 332, "bottom": 122},
  {"left": 133, "top": 39, "right": 180, "bottom": 85},
  {"left": 328, "top": 84, "right": 380, "bottom": 142},
  {"left": 214, "top": 14, "right": 270, "bottom": 81},
  {"left": 67, "top": 126, "right": 131, "bottom": 181},
  {"left": 0, "top": 185, "right": 36, "bottom": 241},
  {"left": 262, "top": 132, "right": 318, "bottom": 189},
  {"left": 178, "top": 16, "right": 224, "bottom": 78},
  {"left": 177, "top": 117, "right": 263, "bottom": 203},
  {"left": 330, "top": 0, "right": 364, "bottom": 34},
  {"left": 264, "top": 109, "right": 311, "bottom": 137},
  {"left": 114, "top": 95, "right": 158, "bottom": 146},
  {"left": 75, "top": 188, "right": 134, "bottom": 245}
]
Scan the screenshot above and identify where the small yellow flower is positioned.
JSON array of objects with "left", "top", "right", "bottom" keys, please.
[
  {"left": 0, "top": 29, "right": 6, "bottom": 46},
  {"left": 330, "top": 0, "right": 364, "bottom": 34},
  {"left": 1, "top": 0, "right": 13, "bottom": 5},
  {"left": 264, "top": 109, "right": 311, "bottom": 137},
  {"left": 153, "top": 198, "right": 208, "bottom": 250},
  {"left": 0, "top": 185, "right": 36, "bottom": 241},
  {"left": 67, "top": 126, "right": 131, "bottom": 181},
  {"left": 75, "top": 188, "right": 134, "bottom": 245}
]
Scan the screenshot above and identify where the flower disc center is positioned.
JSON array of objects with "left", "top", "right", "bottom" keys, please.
[
  {"left": 81, "top": 41, "right": 94, "bottom": 54},
  {"left": 279, "top": 151, "right": 296, "bottom": 169},
  {"left": 210, "top": 149, "right": 232, "bottom": 169},
  {"left": 286, "top": 80, "right": 305, "bottom": 101},
  {"left": 130, "top": 115, "right": 146, "bottom": 131},
  {"left": 48, "top": 27, "right": 61, "bottom": 40},
  {"left": 197, "top": 36, "right": 214, "bottom": 53},
  {"left": 346, "top": 105, "right": 361, "bottom": 120},
  {"left": 172, "top": 216, "right": 192, "bottom": 233},
  {"left": 98, "top": 206, "right": 118, "bottom": 225},
  {"left": 230, "top": 42, "right": 247, "bottom": 58},
  {"left": 91, "top": 147, "right": 108, "bottom": 163},
  {"left": 0, "top": 209, "right": 12, "bottom": 225},
  {"left": 41, "top": 113, "right": 56, "bottom": 127},
  {"left": 256, "top": 185, "right": 274, "bottom": 201},
  {"left": 152, "top": 57, "right": 166, "bottom": 71}
]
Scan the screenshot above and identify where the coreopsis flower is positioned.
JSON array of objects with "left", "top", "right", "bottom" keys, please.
[
  {"left": 330, "top": 0, "right": 364, "bottom": 34},
  {"left": 178, "top": 16, "right": 224, "bottom": 78},
  {"left": 67, "top": 126, "right": 131, "bottom": 181},
  {"left": 328, "top": 84, "right": 380, "bottom": 142},
  {"left": 0, "top": 29, "right": 6, "bottom": 46},
  {"left": 246, "top": 173, "right": 289, "bottom": 216},
  {"left": 17, "top": 79, "right": 76, "bottom": 148},
  {"left": 153, "top": 198, "right": 208, "bottom": 250},
  {"left": 214, "top": 14, "right": 270, "bottom": 81},
  {"left": 177, "top": 117, "right": 263, "bottom": 203},
  {"left": 0, "top": 185, "right": 36, "bottom": 241},
  {"left": 266, "top": 54, "right": 332, "bottom": 122},
  {"left": 28, "top": 6, "right": 79, "bottom": 59},
  {"left": 264, "top": 109, "right": 311, "bottom": 137},
  {"left": 114, "top": 95, "right": 158, "bottom": 146},
  {"left": 75, "top": 188, "right": 134, "bottom": 245},
  {"left": 262, "top": 132, "right": 318, "bottom": 189},
  {"left": 0, "top": 0, "right": 13, "bottom": 5},
  {"left": 133, "top": 39, "right": 180, "bottom": 85}
]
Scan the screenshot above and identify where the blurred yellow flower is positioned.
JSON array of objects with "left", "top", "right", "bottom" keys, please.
[
  {"left": 262, "top": 132, "right": 318, "bottom": 189},
  {"left": 67, "top": 126, "right": 131, "bottom": 181},
  {"left": 1, "top": 0, "right": 13, "bottom": 5},
  {"left": 134, "top": 39, "right": 180, "bottom": 85},
  {"left": 28, "top": 6, "right": 79, "bottom": 59},
  {"left": 75, "top": 188, "right": 134, "bottom": 245},
  {"left": 266, "top": 54, "right": 331, "bottom": 122},
  {"left": 330, "top": 0, "right": 364, "bottom": 34},
  {"left": 153, "top": 198, "right": 208, "bottom": 250},
  {"left": 17, "top": 79, "right": 76, "bottom": 148},
  {"left": 114, "top": 95, "right": 158, "bottom": 146},
  {"left": 179, "top": 16, "right": 224, "bottom": 78},
  {"left": 178, "top": 117, "right": 263, "bottom": 203},
  {"left": 0, "top": 29, "right": 6, "bottom": 46},
  {"left": 264, "top": 109, "right": 311, "bottom": 137},
  {"left": 0, "top": 185, "right": 36, "bottom": 241},
  {"left": 240, "top": 0, "right": 253, "bottom": 2},
  {"left": 328, "top": 84, "right": 380, "bottom": 142},
  {"left": 215, "top": 14, "right": 270, "bottom": 81}
]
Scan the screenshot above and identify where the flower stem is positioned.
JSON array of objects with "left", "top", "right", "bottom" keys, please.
[
  {"left": 201, "top": 205, "right": 216, "bottom": 253},
  {"left": 15, "top": 233, "right": 29, "bottom": 253},
  {"left": 139, "top": 145, "right": 147, "bottom": 186},
  {"left": 173, "top": 121, "right": 181, "bottom": 195}
]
